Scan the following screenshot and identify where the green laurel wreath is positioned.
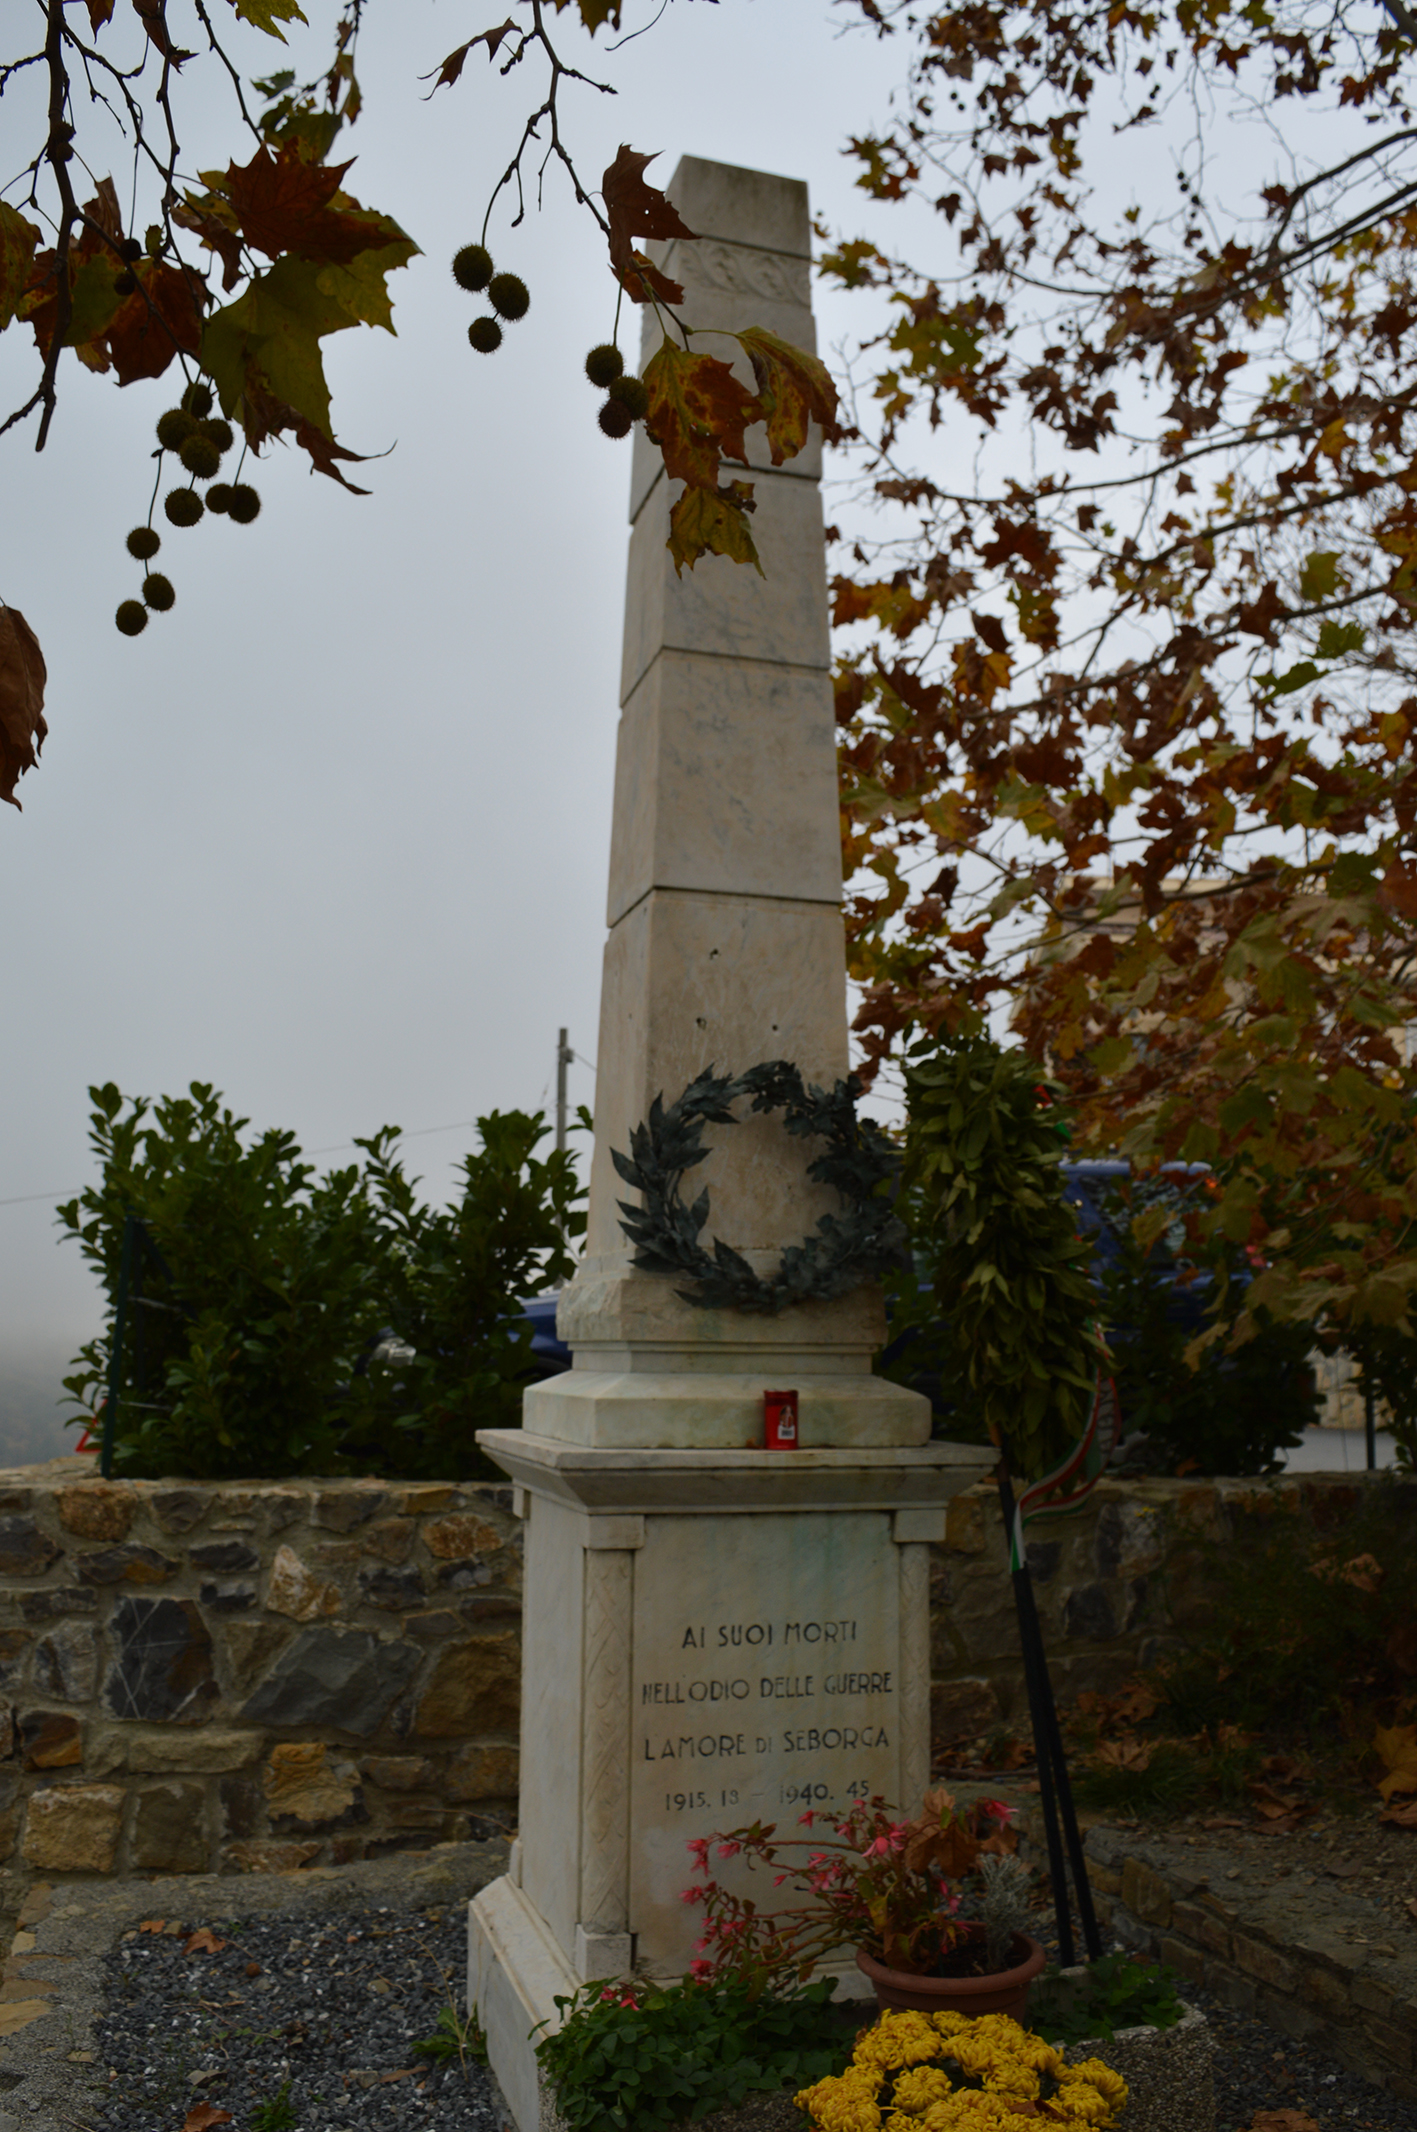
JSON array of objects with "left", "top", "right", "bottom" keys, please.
[{"left": 611, "top": 1059, "right": 907, "bottom": 1314}]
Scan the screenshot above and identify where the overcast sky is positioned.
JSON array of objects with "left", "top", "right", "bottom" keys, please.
[{"left": 0, "top": 1, "right": 919, "bottom": 1434}]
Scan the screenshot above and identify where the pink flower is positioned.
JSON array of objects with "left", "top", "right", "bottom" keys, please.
[
  {"left": 687, "top": 1837, "right": 711, "bottom": 1868},
  {"left": 797, "top": 1811, "right": 816, "bottom": 1827},
  {"left": 689, "top": 1960, "right": 713, "bottom": 1978},
  {"left": 679, "top": 1886, "right": 702, "bottom": 1904},
  {"left": 716, "top": 1840, "right": 741, "bottom": 1860}
]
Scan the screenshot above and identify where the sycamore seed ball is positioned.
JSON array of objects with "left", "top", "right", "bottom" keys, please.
[
  {"left": 181, "top": 381, "right": 214, "bottom": 418},
  {"left": 126, "top": 526, "right": 161, "bottom": 561},
  {"left": 164, "top": 487, "right": 204, "bottom": 528},
  {"left": 180, "top": 433, "right": 221, "bottom": 480},
  {"left": 202, "top": 418, "right": 234, "bottom": 454},
  {"left": 206, "top": 484, "right": 233, "bottom": 515},
  {"left": 487, "top": 272, "right": 529, "bottom": 321},
  {"left": 156, "top": 407, "right": 196, "bottom": 452},
  {"left": 607, "top": 374, "right": 649, "bottom": 420},
  {"left": 452, "top": 243, "right": 494, "bottom": 293},
  {"left": 120, "top": 238, "right": 143, "bottom": 263},
  {"left": 115, "top": 600, "right": 148, "bottom": 637},
  {"left": 226, "top": 484, "right": 261, "bottom": 525},
  {"left": 585, "top": 342, "right": 624, "bottom": 389},
  {"left": 112, "top": 270, "right": 137, "bottom": 297},
  {"left": 598, "top": 397, "right": 634, "bottom": 440},
  {"left": 142, "top": 573, "right": 175, "bottom": 612},
  {"left": 468, "top": 316, "right": 502, "bottom": 354}
]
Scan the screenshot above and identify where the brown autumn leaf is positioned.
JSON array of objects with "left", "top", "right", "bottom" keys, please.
[
  {"left": 238, "top": 376, "right": 374, "bottom": 492},
  {"left": 0, "top": 607, "right": 48, "bottom": 813},
  {"left": 1374, "top": 1722, "right": 1417, "bottom": 1803},
  {"left": 219, "top": 145, "right": 401, "bottom": 267},
  {"left": 736, "top": 327, "right": 842, "bottom": 462},
  {"left": 172, "top": 198, "right": 244, "bottom": 293},
  {"left": 1309, "top": 1551, "right": 1383, "bottom": 1593},
  {"left": 644, "top": 336, "right": 759, "bottom": 492},
  {"left": 105, "top": 259, "right": 204, "bottom": 384},
  {"left": 183, "top": 1928, "right": 226, "bottom": 1955},
  {"left": 85, "top": 0, "right": 116, "bottom": 25},
  {"left": 130, "top": 0, "right": 193, "bottom": 65},
  {"left": 138, "top": 1919, "right": 166, "bottom": 1934},
  {"left": 603, "top": 146, "right": 696, "bottom": 305},
  {"left": 1247, "top": 2114, "right": 1322, "bottom": 2132},
  {"left": 1381, "top": 1796, "right": 1417, "bottom": 1828},
  {"left": 423, "top": 20, "right": 518, "bottom": 91},
  {"left": 1092, "top": 1734, "right": 1155, "bottom": 1773},
  {"left": 182, "top": 2106, "right": 232, "bottom": 2132}
]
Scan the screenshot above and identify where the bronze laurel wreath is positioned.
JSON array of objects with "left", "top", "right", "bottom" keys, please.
[{"left": 611, "top": 1060, "right": 907, "bottom": 1314}]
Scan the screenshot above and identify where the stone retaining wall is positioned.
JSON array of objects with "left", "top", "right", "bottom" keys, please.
[
  {"left": 0, "top": 1462, "right": 1407, "bottom": 1903},
  {"left": 928, "top": 1469, "right": 1413, "bottom": 1749},
  {"left": 1078, "top": 1824, "right": 1417, "bottom": 2102},
  {"left": 0, "top": 1463, "right": 521, "bottom": 1895}
]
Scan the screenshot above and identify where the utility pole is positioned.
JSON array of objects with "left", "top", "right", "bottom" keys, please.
[{"left": 555, "top": 1028, "right": 572, "bottom": 1155}]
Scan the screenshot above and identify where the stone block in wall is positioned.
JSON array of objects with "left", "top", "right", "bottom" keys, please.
[
  {"left": 219, "top": 1771, "right": 261, "bottom": 1839},
  {"left": 0, "top": 1630, "right": 30, "bottom": 1687},
  {"left": 413, "top": 1637, "right": 519, "bottom": 1737},
  {"left": 93, "top": 1726, "right": 263, "bottom": 1775},
  {"left": 362, "top": 1756, "right": 432, "bottom": 1792},
  {"left": 1094, "top": 1499, "right": 1164, "bottom": 1580},
  {"left": 266, "top": 1546, "right": 342, "bottom": 1623},
  {"left": 241, "top": 1627, "right": 418, "bottom": 1735},
  {"left": 929, "top": 1676, "right": 1000, "bottom": 1745},
  {"left": 149, "top": 1489, "right": 213, "bottom": 1534},
  {"left": 20, "top": 1589, "right": 95, "bottom": 1623},
  {"left": 76, "top": 1546, "right": 178, "bottom": 1586},
  {"left": 20, "top": 1713, "right": 81, "bottom": 1769},
  {"left": 1156, "top": 1934, "right": 1206, "bottom": 1985},
  {"left": 1121, "top": 1858, "right": 1173, "bottom": 1928},
  {"left": 1062, "top": 1584, "right": 1118, "bottom": 1642},
  {"left": 201, "top": 1581, "right": 256, "bottom": 1612},
  {"left": 264, "top": 1741, "right": 363, "bottom": 1827},
  {"left": 316, "top": 1519, "right": 415, "bottom": 1568},
  {"left": 444, "top": 1744, "right": 519, "bottom": 1801},
  {"left": 358, "top": 1568, "right": 426, "bottom": 1611},
  {"left": 313, "top": 1487, "right": 388, "bottom": 1532},
  {"left": 1230, "top": 1931, "right": 1298, "bottom": 1994},
  {"left": 105, "top": 1597, "right": 217, "bottom": 1723},
  {"left": 56, "top": 1484, "right": 136, "bottom": 1542},
  {"left": 0, "top": 1523, "right": 60, "bottom": 1577},
  {"left": 225, "top": 1621, "right": 291, "bottom": 1694},
  {"left": 189, "top": 1542, "right": 260, "bottom": 1575},
  {"left": 423, "top": 1514, "right": 505, "bottom": 1561},
  {"left": 32, "top": 1622, "right": 99, "bottom": 1703},
  {"left": 1203, "top": 1959, "right": 1256, "bottom": 2015},
  {"left": 131, "top": 1781, "right": 207, "bottom": 1871},
  {"left": 22, "top": 1783, "right": 124, "bottom": 1870},
  {"left": 944, "top": 1490, "right": 988, "bottom": 1554},
  {"left": 396, "top": 1486, "right": 457, "bottom": 1515},
  {"left": 405, "top": 1610, "right": 464, "bottom": 1642}
]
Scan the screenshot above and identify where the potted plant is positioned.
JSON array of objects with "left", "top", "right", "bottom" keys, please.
[{"left": 684, "top": 1791, "right": 1047, "bottom": 2020}]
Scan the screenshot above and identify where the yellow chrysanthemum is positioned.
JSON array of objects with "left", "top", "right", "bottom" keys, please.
[
  {"left": 889, "top": 2065, "right": 959, "bottom": 2114},
  {"left": 1061, "top": 2057, "right": 1129, "bottom": 2111},
  {"left": 796, "top": 2064, "right": 883, "bottom": 2132},
  {"left": 855, "top": 2011, "right": 947, "bottom": 2070},
  {"left": 918, "top": 2095, "right": 1036, "bottom": 2129},
  {"left": 928, "top": 2009, "right": 973, "bottom": 2040}
]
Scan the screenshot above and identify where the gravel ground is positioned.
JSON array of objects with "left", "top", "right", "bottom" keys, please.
[
  {"left": 88, "top": 1902, "right": 508, "bottom": 2132},
  {"left": 78, "top": 1898, "right": 1417, "bottom": 2132}
]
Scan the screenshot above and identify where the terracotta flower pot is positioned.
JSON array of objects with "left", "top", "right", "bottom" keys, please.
[{"left": 856, "top": 1928, "right": 1048, "bottom": 2020}]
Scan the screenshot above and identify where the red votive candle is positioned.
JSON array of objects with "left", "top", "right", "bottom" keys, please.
[{"left": 764, "top": 1389, "right": 799, "bottom": 1449}]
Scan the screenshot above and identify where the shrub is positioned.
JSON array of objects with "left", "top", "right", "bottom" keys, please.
[{"left": 59, "top": 1082, "right": 584, "bottom": 1480}]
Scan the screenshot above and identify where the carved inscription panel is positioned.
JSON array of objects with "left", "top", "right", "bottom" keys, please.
[{"left": 627, "top": 1511, "right": 901, "bottom": 1969}]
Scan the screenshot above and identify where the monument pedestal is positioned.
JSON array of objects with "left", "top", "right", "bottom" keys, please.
[{"left": 468, "top": 1434, "right": 992, "bottom": 2128}]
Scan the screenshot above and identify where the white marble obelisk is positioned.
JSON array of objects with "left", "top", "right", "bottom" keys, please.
[{"left": 469, "top": 160, "right": 991, "bottom": 2132}]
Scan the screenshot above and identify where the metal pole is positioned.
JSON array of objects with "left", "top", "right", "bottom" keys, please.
[
  {"left": 555, "top": 1028, "right": 570, "bottom": 1155},
  {"left": 100, "top": 1214, "right": 137, "bottom": 1481}
]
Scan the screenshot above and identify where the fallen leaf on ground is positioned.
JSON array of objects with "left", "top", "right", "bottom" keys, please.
[
  {"left": 1093, "top": 1734, "right": 1155, "bottom": 1772},
  {"left": 182, "top": 2107, "right": 232, "bottom": 2132},
  {"left": 1199, "top": 1815, "right": 1249, "bottom": 1829},
  {"left": 183, "top": 1928, "right": 226, "bottom": 1955},
  {"left": 138, "top": 1919, "right": 166, "bottom": 1934},
  {"left": 1373, "top": 1722, "right": 1417, "bottom": 1802},
  {"left": 1405, "top": 1896, "right": 1417, "bottom": 1921},
  {"left": 1381, "top": 1798, "right": 1417, "bottom": 1828},
  {"left": 1247, "top": 2113, "right": 1321, "bottom": 2132}
]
